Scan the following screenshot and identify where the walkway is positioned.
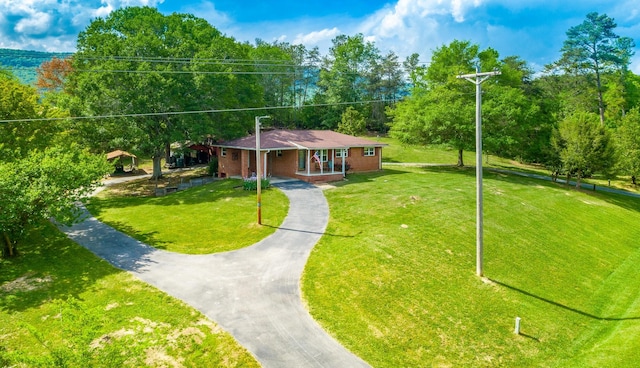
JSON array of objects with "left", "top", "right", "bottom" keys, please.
[{"left": 61, "top": 179, "right": 369, "bottom": 368}]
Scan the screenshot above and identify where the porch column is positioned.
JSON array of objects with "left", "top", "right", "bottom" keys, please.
[
  {"left": 241, "top": 150, "right": 250, "bottom": 178},
  {"left": 331, "top": 149, "right": 335, "bottom": 173},
  {"left": 306, "top": 149, "right": 311, "bottom": 176},
  {"left": 262, "top": 151, "right": 268, "bottom": 178},
  {"left": 342, "top": 148, "right": 346, "bottom": 176}
]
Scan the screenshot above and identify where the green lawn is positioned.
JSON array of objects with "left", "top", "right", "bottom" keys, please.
[
  {"left": 378, "top": 135, "right": 639, "bottom": 194},
  {"left": 0, "top": 222, "right": 259, "bottom": 367},
  {"left": 377, "top": 136, "right": 477, "bottom": 164},
  {"left": 7, "top": 140, "right": 639, "bottom": 367},
  {"left": 86, "top": 178, "right": 289, "bottom": 254},
  {"left": 302, "top": 166, "right": 640, "bottom": 367}
]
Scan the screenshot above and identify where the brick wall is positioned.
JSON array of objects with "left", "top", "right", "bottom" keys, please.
[
  {"left": 219, "top": 146, "right": 383, "bottom": 180},
  {"left": 218, "top": 148, "right": 242, "bottom": 177},
  {"left": 344, "top": 147, "right": 382, "bottom": 172}
]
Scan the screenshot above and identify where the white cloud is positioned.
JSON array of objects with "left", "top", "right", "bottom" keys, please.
[
  {"left": 293, "top": 27, "right": 341, "bottom": 46},
  {"left": 0, "top": 0, "right": 165, "bottom": 51},
  {"left": 181, "top": 1, "right": 231, "bottom": 29},
  {"left": 355, "top": 0, "right": 485, "bottom": 60},
  {"left": 14, "top": 11, "right": 52, "bottom": 35}
]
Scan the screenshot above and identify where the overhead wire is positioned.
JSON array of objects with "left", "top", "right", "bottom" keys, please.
[
  {"left": 1, "top": 53, "right": 409, "bottom": 124},
  {"left": 0, "top": 100, "right": 389, "bottom": 124}
]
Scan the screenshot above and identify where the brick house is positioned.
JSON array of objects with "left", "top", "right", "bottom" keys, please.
[{"left": 215, "top": 130, "right": 386, "bottom": 183}]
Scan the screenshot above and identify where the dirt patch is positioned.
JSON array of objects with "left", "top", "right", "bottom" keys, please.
[
  {"left": 132, "top": 316, "right": 171, "bottom": 333},
  {"left": 1, "top": 272, "right": 53, "bottom": 293},
  {"left": 145, "top": 346, "right": 184, "bottom": 368},
  {"left": 196, "top": 318, "right": 222, "bottom": 335},
  {"left": 102, "top": 166, "right": 211, "bottom": 197},
  {"left": 316, "top": 183, "right": 336, "bottom": 190},
  {"left": 90, "top": 328, "right": 135, "bottom": 350},
  {"left": 168, "top": 326, "right": 205, "bottom": 346}
]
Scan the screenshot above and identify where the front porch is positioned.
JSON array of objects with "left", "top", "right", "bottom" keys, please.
[{"left": 293, "top": 171, "right": 346, "bottom": 183}]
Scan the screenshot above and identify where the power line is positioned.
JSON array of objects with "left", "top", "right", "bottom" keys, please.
[
  {"left": 73, "top": 69, "right": 297, "bottom": 75},
  {"left": 0, "top": 100, "right": 387, "bottom": 124}
]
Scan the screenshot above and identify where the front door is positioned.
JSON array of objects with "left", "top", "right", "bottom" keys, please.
[{"left": 298, "top": 150, "right": 306, "bottom": 171}]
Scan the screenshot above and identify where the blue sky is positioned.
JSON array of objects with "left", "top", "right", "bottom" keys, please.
[{"left": 0, "top": 0, "right": 638, "bottom": 73}]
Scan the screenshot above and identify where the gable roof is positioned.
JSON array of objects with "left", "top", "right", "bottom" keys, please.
[{"left": 216, "top": 130, "right": 387, "bottom": 150}]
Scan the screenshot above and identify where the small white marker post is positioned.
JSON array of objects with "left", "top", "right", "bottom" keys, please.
[{"left": 514, "top": 317, "right": 521, "bottom": 335}]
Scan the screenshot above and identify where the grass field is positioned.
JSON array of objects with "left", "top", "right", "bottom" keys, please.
[
  {"left": 302, "top": 166, "right": 640, "bottom": 367},
  {"left": 0, "top": 222, "right": 259, "bottom": 367},
  {"left": 4, "top": 138, "right": 640, "bottom": 366},
  {"left": 86, "top": 178, "right": 289, "bottom": 254},
  {"left": 378, "top": 135, "right": 640, "bottom": 194}
]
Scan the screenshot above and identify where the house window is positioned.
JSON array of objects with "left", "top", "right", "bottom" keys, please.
[
  {"left": 364, "top": 147, "right": 375, "bottom": 156},
  {"left": 314, "top": 149, "right": 328, "bottom": 162},
  {"left": 276, "top": 150, "right": 283, "bottom": 157},
  {"left": 336, "top": 149, "right": 348, "bottom": 158},
  {"left": 220, "top": 148, "right": 227, "bottom": 157}
]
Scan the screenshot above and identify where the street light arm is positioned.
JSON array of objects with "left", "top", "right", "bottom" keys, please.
[{"left": 457, "top": 71, "right": 501, "bottom": 80}]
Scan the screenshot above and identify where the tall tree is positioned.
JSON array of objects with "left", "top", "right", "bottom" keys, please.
[
  {"left": 615, "top": 107, "right": 640, "bottom": 184},
  {"left": 337, "top": 106, "right": 366, "bottom": 136},
  {"left": 68, "top": 6, "right": 262, "bottom": 179},
  {"left": 1, "top": 146, "right": 109, "bottom": 257},
  {"left": 402, "top": 53, "right": 423, "bottom": 89},
  {"left": 36, "top": 57, "right": 73, "bottom": 92},
  {"left": 389, "top": 40, "right": 487, "bottom": 166},
  {"left": 483, "top": 56, "right": 550, "bottom": 163},
  {"left": 389, "top": 84, "right": 474, "bottom": 166},
  {"left": 250, "top": 40, "right": 297, "bottom": 126},
  {"left": 367, "top": 51, "right": 404, "bottom": 132},
  {"left": 0, "top": 71, "right": 109, "bottom": 257},
  {"left": 316, "top": 34, "right": 380, "bottom": 129},
  {"left": 552, "top": 12, "right": 636, "bottom": 125},
  {"left": 551, "top": 112, "right": 615, "bottom": 188},
  {"left": 0, "top": 70, "right": 56, "bottom": 156}
]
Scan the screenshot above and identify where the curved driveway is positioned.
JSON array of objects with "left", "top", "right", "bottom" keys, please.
[{"left": 61, "top": 180, "right": 369, "bottom": 368}]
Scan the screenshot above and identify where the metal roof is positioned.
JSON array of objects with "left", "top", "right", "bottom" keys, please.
[{"left": 216, "top": 130, "right": 387, "bottom": 150}]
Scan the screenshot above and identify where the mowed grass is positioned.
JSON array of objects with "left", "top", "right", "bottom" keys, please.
[
  {"left": 378, "top": 135, "right": 640, "bottom": 194},
  {"left": 0, "top": 222, "right": 259, "bottom": 367},
  {"left": 302, "top": 166, "right": 640, "bottom": 367},
  {"left": 377, "top": 136, "right": 478, "bottom": 164},
  {"left": 86, "top": 179, "right": 289, "bottom": 254}
]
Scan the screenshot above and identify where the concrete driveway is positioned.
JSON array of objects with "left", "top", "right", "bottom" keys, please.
[{"left": 61, "top": 180, "right": 370, "bottom": 368}]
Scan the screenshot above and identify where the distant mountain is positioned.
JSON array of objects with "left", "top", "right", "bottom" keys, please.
[{"left": 0, "top": 48, "right": 73, "bottom": 86}]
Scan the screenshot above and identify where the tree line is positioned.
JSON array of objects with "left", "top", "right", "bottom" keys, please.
[
  {"left": 1, "top": 7, "right": 638, "bottom": 257},
  {"left": 390, "top": 12, "right": 638, "bottom": 189}
]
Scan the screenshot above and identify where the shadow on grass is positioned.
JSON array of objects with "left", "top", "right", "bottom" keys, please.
[
  {"left": 87, "top": 179, "right": 258, "bottom": 217},
  {"left": 518, "top": 332, "right": 540, "bottom": 342},
  {"left": 0, "top": 222, "right": 120, "bottom": 313},
  {"left": 491, "top": 278, "right": 640, "bottom": 321},
  {"left": 262, "top": 224, "right": 358, "bottom": 238},
  {"left": 420, "top": 166, "right": 640, "bottom": 214},
  {"left": 95, "top": 220, "right": 169, "bottom": 250},
  {"left": 333, "top": 167, "right": 413, "bottom": 187}
]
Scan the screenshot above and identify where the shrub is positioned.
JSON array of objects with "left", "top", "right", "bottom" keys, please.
[
  {"left": 243, "top": 178, "right": 270, "bottom": 191},
  {"left": 208, "top": 158, "right": 219, "bottom": 176}
]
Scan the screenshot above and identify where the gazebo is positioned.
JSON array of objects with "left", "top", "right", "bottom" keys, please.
[{"left": 106, "top": 150, "right": 137, "bottom": 173}]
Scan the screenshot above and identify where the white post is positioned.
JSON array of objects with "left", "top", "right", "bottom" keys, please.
[
  {"left": 255, "top": 115, "right": 270, "bottom": 225},
  {"left": 475, "top": 69, "right": 483, "bottom": 278},
  {"left": 457, "top": 68, "right": 500, "bottom": 277},
  {"left": 514, "top": 317, "right": 521, "bottom": 334}
]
